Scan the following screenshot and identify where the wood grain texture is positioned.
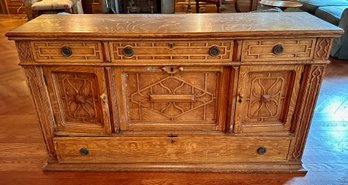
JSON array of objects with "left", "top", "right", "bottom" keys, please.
[
  {"left": 6, "top": 13, "right": 343, "bottom": 39},
  {"left": 30, "top": 41, "right": 104, "bottom": 63},
  {"left": 1, "top": 16, "right": 348, "bottom": 183},
  {"left": 6, "top": 13, "right": 342, "bottom": 172},
  {"left": 313, "top": 38, "right": 333, "bottom": 60},
  {"left": 54, "top": 136, "right": 291, "bottom": 163},
  {"left": 241, "top": 39, "right": 316, "bottom": 62},
  {"left": 43, "top": 66, "right": 111, "bottom": 135},
  {"left": 114, "top": 66, "right": 228, "bottom": 131},
  {"left": 110, "top": 41, "right": 233, "bottom": 62},
  {"left": 234, "top": 65, "right": 303, "bottom": 133},
  {"left": 290, "top": 65, "right": 326, "bottom": 161}
]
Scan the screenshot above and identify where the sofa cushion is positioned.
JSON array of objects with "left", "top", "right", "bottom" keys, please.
[
  {"left": 32, "top": 0, "right": 73, "bottom": 11},
  {"left": 298, "top": 0, "right": 348, "bottom": 14},
  {"left": 315, "top": 6, "right": 348, "bottom": 25}
]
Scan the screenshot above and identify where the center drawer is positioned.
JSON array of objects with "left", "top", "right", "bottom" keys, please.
[
  {"left": 110, "top": 41, "right": 233, "bottom": 62},
  {"left": 54, "top": 136, "right": 290, "bottom": 163}
]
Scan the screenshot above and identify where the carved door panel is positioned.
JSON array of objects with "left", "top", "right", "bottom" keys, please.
[
  {"left": 44, "top": 67, "right": 111, "bottom": 135},
  {"left": 234, "top": 65, "right": 303, "bottom": 133},
  {"left": 114, "top": 66, "right": 229, "bottom": 132}
]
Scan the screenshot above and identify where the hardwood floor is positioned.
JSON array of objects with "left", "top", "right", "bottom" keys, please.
[{"left": 0, "top": 16, "right": 347, "bottom": 185}]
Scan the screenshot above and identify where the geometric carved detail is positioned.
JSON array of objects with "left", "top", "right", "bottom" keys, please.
[
  {"left": 55, "top": 72, "right": 102, "bottom": 124},
  {"left": 15, "top": 41, "right": 34, "bottom": 63},
  {"left": 126, "top": 71, "right": 219, "bottom": 123},
  {"left": 31, "top": 41, "right": 103, "bottom": 62},
  {"left": 111, "top": 41, "right": 233, "bottom": 62},
  {"left": 242, "top": 39, "right": 316, "bottom": 61},
  {"left": 244, "top": 71, "right": 290, "bottom": 123},
  {"left": 246, "top": 74, "right": 285, "bottom": 121},
  {"left": 314, "top": 38, "right": 331, "bottom": 60},
  {"left": 292, "top": 65, "right": 325, "bottom": 160}
]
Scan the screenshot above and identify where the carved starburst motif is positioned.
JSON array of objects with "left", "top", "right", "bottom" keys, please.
[
  {"left": 247, "top": 76, "right": 284, "bottom": 120},
  {"left": 61, "top": 75, "right": 98, "bottom": 123}
]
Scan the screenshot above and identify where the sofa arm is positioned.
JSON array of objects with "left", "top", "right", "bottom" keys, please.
[{"left": 331, "top": 8, "right": 348, "bottom": 59}]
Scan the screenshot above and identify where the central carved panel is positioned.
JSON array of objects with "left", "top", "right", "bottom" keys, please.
[{"left": 124, "top": 70, "right": 219, "bottom": 124}]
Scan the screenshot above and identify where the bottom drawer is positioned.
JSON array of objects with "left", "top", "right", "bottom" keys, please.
[{"left": 54, "top": 136, "right": 291, "bottom": 163}]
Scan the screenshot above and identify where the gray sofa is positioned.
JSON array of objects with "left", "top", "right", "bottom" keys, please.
[{"left": 289, "top": 0, "right": 348, "bottom": 59}]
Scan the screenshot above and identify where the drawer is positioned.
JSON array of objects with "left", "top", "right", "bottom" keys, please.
[
  {"left": 241, "top": 39, "right": 316, "bottom": 62},
  {"left": 54, "top": 136, "right": 290, "bottom": 163},
  {"left": 110, "top": 41, "right": 233, "bottom": 62},
  {"left": 30, "top": 41, "right": 104, "bottom": 62}
]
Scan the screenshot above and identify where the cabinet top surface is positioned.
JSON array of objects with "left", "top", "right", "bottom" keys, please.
[{"left": 7, "top": 13, "right": 343, "bottom": 39}]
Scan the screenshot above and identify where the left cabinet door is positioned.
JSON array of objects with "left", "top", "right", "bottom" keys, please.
[{"left": 44, "top": 66, "right": 111, "bottom": 135}]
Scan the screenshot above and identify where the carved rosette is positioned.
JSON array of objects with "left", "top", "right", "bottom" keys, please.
[
  {"left": 292, "top": 65, "right": 325, "bottom": 160},
  {"left": 247, "top": 75, "right": 285, "bottom": 120},
  {"left": 57, "top": 73, "right": 102, "bottom": 124}
]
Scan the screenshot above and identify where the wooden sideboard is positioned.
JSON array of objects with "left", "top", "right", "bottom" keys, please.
[{"left": 7, "top": 13, "right": 342, "bottom": 172}]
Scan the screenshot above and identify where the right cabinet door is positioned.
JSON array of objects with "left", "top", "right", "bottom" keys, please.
[{"left": 235, "top": 65, "right": 303, "bottom": 133}]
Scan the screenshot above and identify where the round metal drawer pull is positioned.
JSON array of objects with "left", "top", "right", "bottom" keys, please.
[
  {"left": 61, "top": 46, "right": 72, "bottom": 57},
  {"left": 273, "top": 44, "right": 284, "bottom": 55},
  {"left": 209, "top": 46, "right": 220, "bottom": 57},
  {"left": 80, "top": 147, "right": 89, "bottom": 156},
  {"left": 257, "top": 147, "right": 267, "bottom": 155},
  {"left": 123, "top": 47, "right": 134, "bottom": 57}
]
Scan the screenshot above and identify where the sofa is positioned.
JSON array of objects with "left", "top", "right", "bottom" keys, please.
[{"left": 288, "top": 0, "right": 348, "bottom": 59}]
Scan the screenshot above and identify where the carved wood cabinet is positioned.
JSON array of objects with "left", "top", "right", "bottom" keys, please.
[{"left": 7, "top": 13, "right": 342, "bottom": 172}]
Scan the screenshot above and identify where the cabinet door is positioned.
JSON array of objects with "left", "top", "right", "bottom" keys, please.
[
  {"left": 44, "top": 67, "right": 111, "bottom": 135},
  {"left": 114, "top": 66, "right": 229, "bottom": 132},
  {"left": 235, "top": 65, "right": 303, "bottom": 133}
]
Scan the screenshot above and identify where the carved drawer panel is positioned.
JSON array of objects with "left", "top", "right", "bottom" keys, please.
[
  {"left": 113, "top": 66, "right": 229, "bottom": 131},
  {"left": 54, "top": 136, "right": 290, "bottom": 163},
  {"left": 234, "top": 65, "right": 303, "bottom": 133},
  {"left": 44, "top": 66, "right": 111, "bottom": 135},
  {"left": 31, "top": 41, "right": 104, "bottom": 62},
  {"left": 110, "top": 41, "right": 233, "bottom": 62},
  {"left": 241, "top": 39, "right": 316, "bottom": 62}
]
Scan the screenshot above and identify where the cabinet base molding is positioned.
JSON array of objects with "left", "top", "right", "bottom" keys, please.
[{"left": 44, "top": 162, "right": 306, "bottom": 173}]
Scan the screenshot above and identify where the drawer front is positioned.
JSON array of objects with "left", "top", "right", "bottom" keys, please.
[
  {"left": 110, "top": 41, "right": 233, "bottom": 62},
  {"left": 241, "top": 39, "right": 316, "bottom": 62},
  {"left": 54, "top": 136, "right": 290, "bottom": 163},
  {"left": 31, "top": 41, "right": 104, "bottom": 62}
]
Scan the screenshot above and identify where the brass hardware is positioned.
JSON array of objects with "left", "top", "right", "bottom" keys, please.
[
  {"left": 61, "top": 46, "right": 72, "bottom": 57},
  {"left": 257, "top": 147, "right": 266, "bottom": 155},
  {"left": 209, "top": 46, "right": 220, "bottom": 57},
  {"left": 123, "top": 46, "right": 134, "bottom": 57},
  {"left": 273, "top": 44, "right": 284, "bottom": 55},
  {"left": 80, "top": 147, "right": 89, "bottom": 155}
]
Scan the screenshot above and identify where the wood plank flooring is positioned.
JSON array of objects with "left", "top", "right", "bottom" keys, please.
[{"left": 0, "top": 15, "right": 347, "bottom": 185}]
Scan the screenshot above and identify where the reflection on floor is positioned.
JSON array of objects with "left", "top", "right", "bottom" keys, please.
[{"left": 0, "top": 15, "right": 347, "bottom": 185}]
